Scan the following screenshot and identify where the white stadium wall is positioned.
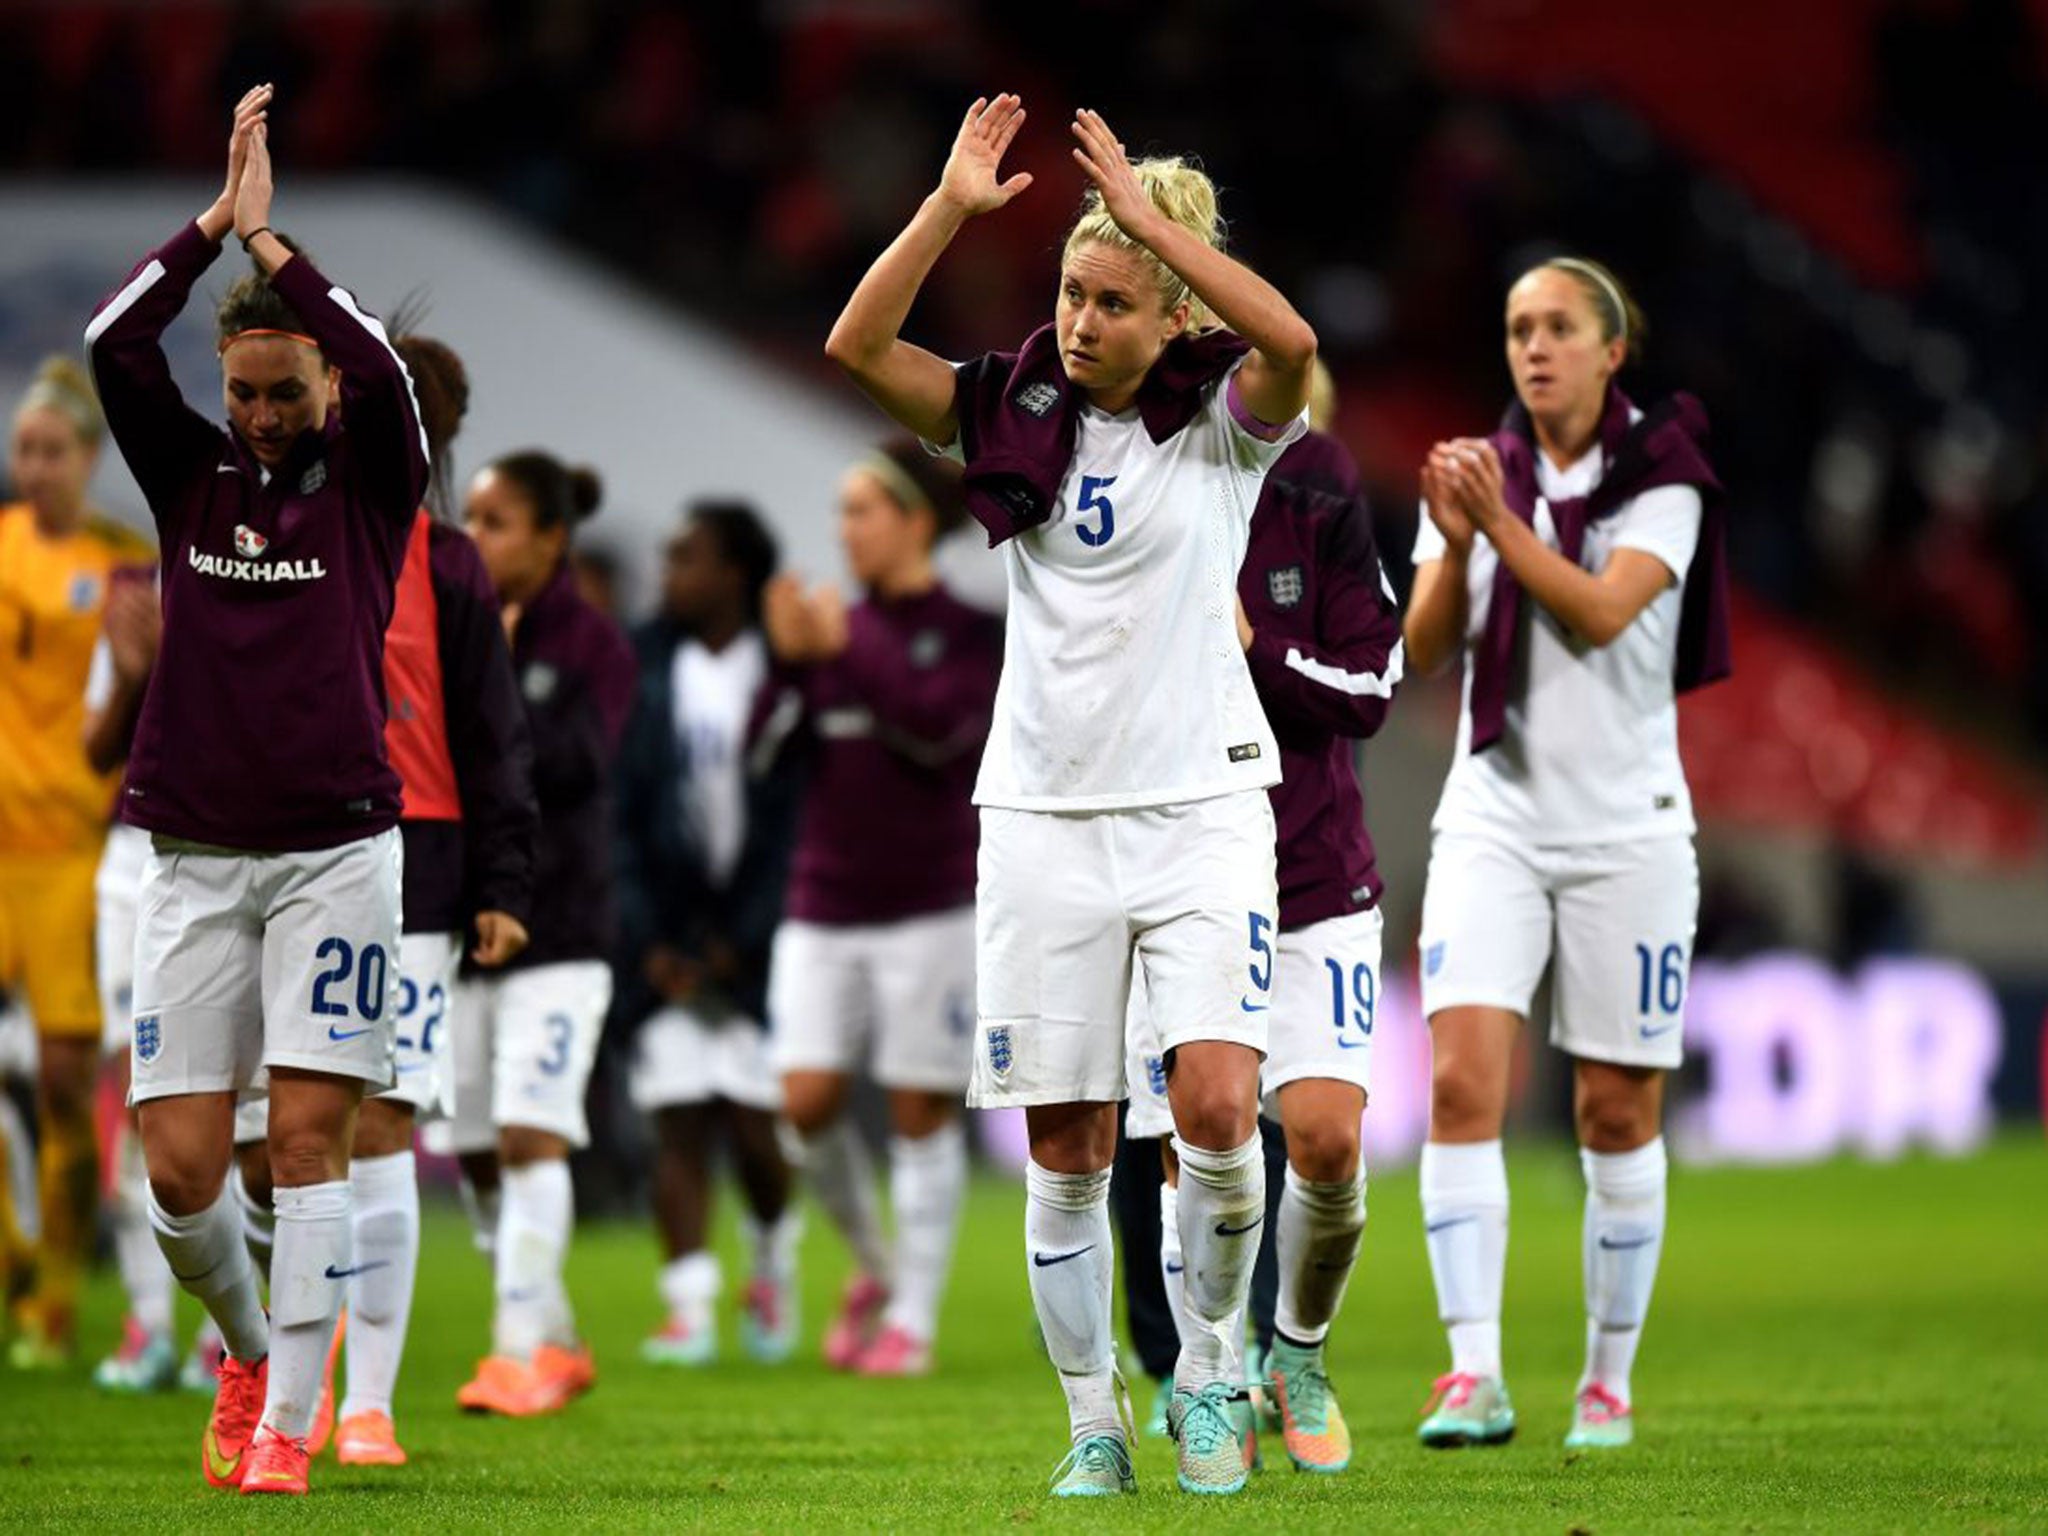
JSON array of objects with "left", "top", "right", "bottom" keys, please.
[{"left": 0, "top": 179, "right": 1005, "bottom": 617}]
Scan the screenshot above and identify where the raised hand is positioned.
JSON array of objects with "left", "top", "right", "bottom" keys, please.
[
  {"left": 200, "top": 84, "right": 272, "bottom": 241},
  {"left": 936, "top": 94, "right": 1033, "bottom": 217},
  {"left": 1069, "top": 109, "right": 1158, "bottom": 246},
  {"left": 233, "top": 115, "right": 275, "bottom": 242}
]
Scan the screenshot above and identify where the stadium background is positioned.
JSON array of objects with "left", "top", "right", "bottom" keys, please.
[{"left": 0, "top": 1, "right": 2044, "bottom": 1528}]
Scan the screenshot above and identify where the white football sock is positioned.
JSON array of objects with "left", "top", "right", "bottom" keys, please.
[
  {"left": 1172, "top": 1133, "right": 1265, "bottom": 1392},
  {"left": 340, "top": 1150, "right": 418, "bottom": 1421},
  {"left": 147, "top": 1180, "right": 268, "bottom": 1362},
  {"left": 1025, "top": 1161, "right": 1118, "bottom": 1444},
  {"left": 882, "top": 1122, "right": 966, "bottom": 1342},
  {"left": 114, "top": 1137, "right": 174, "bottom": 1337},
  {"left": 1275, "top": 1163, "right": 1367, "bottom": 1347},
  {"left": 1157, "top": 1178, "right": 1190, "bottom": 1355},
  {"left": 263, "top": 1179, "right": 351, "bottom": 1439},
  {"left": 460, "top": 1175, "right": 500, "bottom": 1261},
  {"left": 493, "top": 1160, "right": 572, "bottom": 1358},
  {"left": 1579, "top": 1137, "right": 1667, "bottom": 1405},
  {"left": 657, "top": 1250, "right": 720, "bottom": 1335},
  {"left": 800, "top": 1117, "right": 891, "bottom": 1286},
  {"left": 1420, "top": 1139, "right": 1509, "bottom": 1378},
  {"left": 742, "top": 1205, "right": 802, "bottom": 1287},
  {"left": 232, "top": 1161, "right": 276, "bottom": 1286}
]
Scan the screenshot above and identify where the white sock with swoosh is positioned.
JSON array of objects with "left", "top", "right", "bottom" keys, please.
[
  {"left": 1579, "top": 1137, "right": 1667, "bottom": 1405},
  {"left": 340, "top": 1150, "right": 418, "bottom": 1422},
  {"left": 264, "top": 1179, "right": 352, "bottom": 1439},
  {"left": 1024, "top": 1161, "right": 1117, "bottom": 1444},
  {"left": 1172, "top": 1132, "right": 1264, "bottom": 1393},
  {"left": 1420, "top": 1139, "right": 1508, "bottom": 1378}
]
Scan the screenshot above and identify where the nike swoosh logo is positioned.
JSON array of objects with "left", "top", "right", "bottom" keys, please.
[
  {"left": 204, "top": 1430, "right": 240, "bottom": 1482},
  {"left": 1240, "top": 999, "right": 1269, "bottom": 1013},
  {"left": 327, "top": 1025, "right": 373, "bottom": 1042},
  {"left": 1426, "top": 1215, "right": 1477, "bottom": 1235},
  {"left": 1598, "top": 1234, "right": 1658, "bottom": 1252},
  {"left": 1336, "top": 1038, "right": 1370, "bottom": 1050},
  {"left": 1032, "top": 1245, "right": 1096, "bottom": 1268},
  {"left": 1638, "top": 1019, "right": 1682, "bottom": 1039},
  {"left": 1164, "top": 1261, "right": 1185, "bottom": 1275},
  {"left": 1214, "top": 1216, "right": 1264, "bottom": 1238},
  {"left": 324, "top": 1261, "right": 393, "bottom": 1279}
]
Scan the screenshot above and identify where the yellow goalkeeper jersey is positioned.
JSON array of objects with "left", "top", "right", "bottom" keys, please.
[{"left": 0, "top": 502, "right": 154, "bottom": 855}]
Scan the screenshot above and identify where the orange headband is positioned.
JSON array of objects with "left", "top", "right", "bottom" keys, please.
[{"left": 219, "top": 328, "right": 320, "bottom": 356}]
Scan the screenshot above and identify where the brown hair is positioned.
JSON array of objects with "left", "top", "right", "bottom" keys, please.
[
  {"left": 865, "top": 436, "right": 968, "bottom": 542},
  {"left": 393, "top": 334, "right": 469, "bottom": 517}
]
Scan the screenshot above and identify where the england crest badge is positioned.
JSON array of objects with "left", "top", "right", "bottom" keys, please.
[
  {"left": 298, "top": 459, "right": 328, "bottom": 495},
  {"left": 1267, "top": 564, "right": 1304, "bottom": 609},
  {"left": 133, "top": 1013, "right": 162, "bottom": 1064},
  {"left": 986, "top": 1024, "right": 1014, "bottom": 1080},
  {"left": 1014, "top": 382, "right": 1060, "bottom": 418}
]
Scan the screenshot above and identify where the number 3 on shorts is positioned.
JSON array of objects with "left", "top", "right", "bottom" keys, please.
[
  {"left": 309, "top": 936, "right": 389, "bottom": 1022},
  {"left": 537, "top": 1014, "right": 574, "bottom": 1076}
]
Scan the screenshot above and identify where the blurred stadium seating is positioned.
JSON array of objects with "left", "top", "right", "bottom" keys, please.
[{"left": 2, "top": 0, "right": 2042, "bottom": 1150}]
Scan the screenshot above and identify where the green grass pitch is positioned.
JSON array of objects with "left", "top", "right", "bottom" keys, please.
[{"left": 3, "top": 1138, "right": 2044, "bottom": 1532}]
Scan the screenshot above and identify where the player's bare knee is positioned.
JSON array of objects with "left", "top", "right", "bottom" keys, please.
[
  {"left": 782, "top": 1075, "right": 845, "bottom": 1137},
  {"left": 352, "top": 1099, "right": 414, "bottom": 1159},
  {"left": 235, "top": 1139, "right": 274, "bottom": 1204},
  {"left": 267, "top": 1129, "right": 344, "bottom": 1189},
  {"left": 1428, "top": 1068, "right": 1503, "bottom": 1141},
  {"left": 499, "top": 1125, "right": 567, "bottom": 1167},
  {"left": 147, "top": 1160, "right": 228, "bottom": 1216},
  {"left": 1287, "top": 1119, "right": 1361, "bottom": 1184},
  {"left": 1173, "top": 1083, "right": 1256, "bottom": 1151}
]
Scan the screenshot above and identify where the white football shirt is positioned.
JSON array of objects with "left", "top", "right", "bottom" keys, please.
[
  {"left": 1414, "top": 426, "right": 1703, "bottom": 846},
  {"left": 944, "top": 360, "right": 1304, "bottom": 811},
  {"left": 672, "top": 629, "right": 768, "bottom": 885}
]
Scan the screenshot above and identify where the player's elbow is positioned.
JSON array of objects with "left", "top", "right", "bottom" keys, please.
[
  {"left": 1264, "top": 321, "right": 1318, "bottom": 379},
  {"left": 823, "top": 319, "right": 879, "bottom": 377}
]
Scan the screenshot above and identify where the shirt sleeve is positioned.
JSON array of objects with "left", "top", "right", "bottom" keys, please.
[
  {"left": 83, "top": 221, "right": 227, "bottom": 534},
  {"left": 266, "top": 255, "right": 431, "bottom": 520},
  {"left": 1608, "top": 484, "right": 1703, "bottom": 586},
  {"left": 431, "top": 528, "right": 538, "bottom": 925},
  {"left": 1411, "top": 498, "right": 1447, "bottom": 565},
  {"left": 1243, "top": 496, "right": 1405, "bottom": 740},
  {"left": 1218, "top": 360, "right": 1309, "bottom": 471},
  {"left": 83, "top": 637, "right": 115, "bottom": 713}
]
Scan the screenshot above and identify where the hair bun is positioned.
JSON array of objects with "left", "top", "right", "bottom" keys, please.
[{"left": 568, "top": 466, "right": 604, "bottom": 522}]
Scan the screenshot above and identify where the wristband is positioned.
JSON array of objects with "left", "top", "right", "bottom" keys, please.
[{"left": 239, "top": 226, "right": 272, "bottom": 252}]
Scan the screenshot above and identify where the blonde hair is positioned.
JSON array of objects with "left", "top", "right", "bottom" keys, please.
[
  {"left": 15, "top": 355, "right": 104, "bottom": 447},
  {"left": 1062, "top": 157, "right": 1225, "bottom": 331},
  {"left": 1307, "top": 358, "right": 1337, "bottom": 432},
  {"left": 1536, "top": 256, "right": 1647, "bottom": 364}
]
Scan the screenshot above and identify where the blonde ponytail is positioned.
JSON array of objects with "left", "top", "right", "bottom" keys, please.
[
  {"left": 1062, "top": 157, "right": 1226, "bottom": 330},
  {"left": 15, "top": 355, "right": 104, "bottom": 447}
]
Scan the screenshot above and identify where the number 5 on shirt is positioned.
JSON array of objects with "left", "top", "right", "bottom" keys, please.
[{"left": 1076, "top": 474, "right": 1117, "bottom": 547}]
